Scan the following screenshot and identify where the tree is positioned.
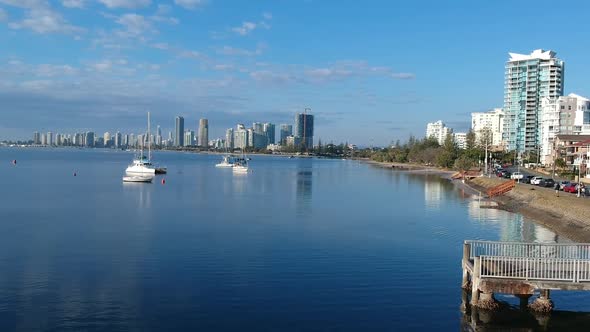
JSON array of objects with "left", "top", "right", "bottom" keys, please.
[
  {"left": 466, "top": 129, "right": 476, "bottom": 150},
  {"left": 555, "top": 158, "right": 567, "bottom": 169},
  {"left": 436, "top": 133, "right": 458, "bottom": 168},
  {"left": 454, "top": 155, "right": 475, "bottom": 183}
]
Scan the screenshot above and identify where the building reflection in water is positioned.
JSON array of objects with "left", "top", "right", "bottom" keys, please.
[
  {"left": 467, "top": 198, "right": 562, "bottom": 243},
  {"left": 423, "top": 176, "right": 444, "bottom": 211},
  {"left": 295, "top": 167, "right": 313, "bottom": 217}
]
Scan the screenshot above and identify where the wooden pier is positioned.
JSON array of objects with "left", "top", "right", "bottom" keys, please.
[{"left": 462, "top": 240, "right": 590, "bottom": 312}]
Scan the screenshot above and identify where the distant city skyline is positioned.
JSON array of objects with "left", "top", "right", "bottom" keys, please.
[{"left": 2, "top": 1, "right": 590, "bottom": 144}]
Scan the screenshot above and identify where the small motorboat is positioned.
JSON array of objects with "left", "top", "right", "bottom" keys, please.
[{"left": 123, "top": 175, "right": 154, "bottom": 183}]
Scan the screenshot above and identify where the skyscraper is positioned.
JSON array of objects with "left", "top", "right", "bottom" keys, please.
[
  {"left": 234, "top": 124, "right": 248, "bottom": 149},
  {"left": 198, "top": 118, "right": 209, "bottom": 148},
  {"left": 184, "top": 130, "right": 194, "bottom": 146},
  {"left": 114, "top": 131, "right": 122, "bottom": 148},
  {"left": 33, "top": 132, "right": 40, "bottom": 145},
  {"left": 280, "top": 124, "right": 293, "bottom": 145},
  {"left": 503, "top": 49, "right": 564, "bottom": 154},
  {"left": 175, "top": 116, "right": 184, "bottom": 147},
  {"left": 46, "top": 132, "right": 54, "bottom": 146},
  {"left": 225, "top": 128, "right": 234, "bottom": 150},
  {"left": 263, "top": 123, "right": 275, "bottom": 144},
  {"left": 294, "top": 111, "right": 314, "bottom": 149},
  {"left": 85, "top": 132, "right": 95, "bottom": 147}
]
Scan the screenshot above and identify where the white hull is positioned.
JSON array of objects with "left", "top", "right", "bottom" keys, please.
[
  {"left": 125, "top": 165, "right": 156, "bottom": 175},
  {"left": 233, "top": 166, "right": 249, "bottom": 173},
  {"left": 123, "top": 175, "right": 153, "bottom": 183},
  {"left": 215, "top": 162, "right": 234, "bottom": 168}
]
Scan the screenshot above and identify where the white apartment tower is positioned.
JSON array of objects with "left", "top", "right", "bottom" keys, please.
[
  {"left": 540, "top": 93, "right": 590, "bottom": 164},
  {"left": 503, "top": 49, "right": 564, "bottom": 154},
  {"left": 426, "top": 120, "right": 452, "bottom": 145},
  {"left": 471, "top": 108, "right": 505, "bottom": 147}
]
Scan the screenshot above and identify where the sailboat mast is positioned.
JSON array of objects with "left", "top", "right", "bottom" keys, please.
[{"left": 148, "top": 112, "right": 151, "bottom": 161}]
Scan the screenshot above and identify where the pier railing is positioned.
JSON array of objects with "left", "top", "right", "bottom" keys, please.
[
  {"left": 478, "top": 256, "right": 590, "bottom": 283},
  {"left": 466, "top": 240, "right": 590, "bottom": 260}
]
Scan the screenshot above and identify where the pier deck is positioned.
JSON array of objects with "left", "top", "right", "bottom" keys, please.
[{"left": 462, "top": 240, "right": 590, "bottom": 311}]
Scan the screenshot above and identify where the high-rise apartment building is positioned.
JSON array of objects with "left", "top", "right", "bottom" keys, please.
[
  {"left": 184, "top": 130, "right": 194, "bottom": 147},
  {"left": 503, "top": 49, "right": 564, "bottom": 154},
  {"left": 85, "top": 132, "right": 95, "bottom": 147},
  {"left": 175, "top": 116, "right": 185, "bottom": 147},
  {"left": 539, "top": 93, "right": 590, "bottom": 164},
  {"left": 280, "top": 124, "right": 292, "bottom": 145},
  {"left": 453, "top": 132, "right": 467, "bottom": 149},
  {"left": 46, "top": 132, "right": 53, "bottom": 146},
  {"left": 225, "top": 128, "right": 234, "bottom": 150},
  {"left": 198, "top": 118, "right": 209, "bottom": 148},
  {"left": 295, "top": 112, "right": 314, "bottom": 149},
  {"left": 426, "top": 120, "right": 452, "bottom": 145},
  {"left": 33, "top": 132, "right": 40, "bottom": 145},
  {"left": 471, "top": 108, "right": 505, "bottom": 147},
  {"left": 263, "top": 123, "right": 275, "bottom": 144},
  {"left": 234, "top": 124, "right": 248, "bottom": 149}
]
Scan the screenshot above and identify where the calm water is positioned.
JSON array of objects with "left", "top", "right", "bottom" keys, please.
[{"left": 1, "top": 148, "right": 589, "bottom": 331}]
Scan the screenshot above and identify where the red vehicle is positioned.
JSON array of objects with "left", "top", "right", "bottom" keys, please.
[{"left": 563, "top": 183, "right": 578, "bottom": 193}]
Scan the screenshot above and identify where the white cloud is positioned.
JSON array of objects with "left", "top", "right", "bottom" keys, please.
[
  {"left": 91, "top": 61, "right": 113, "bottom": 72},
  {"left": 0, "top": 8, "right": 7, "bottom": 21},
  {"left": 232, "top": 21, "right": 257, "bottom": 36},
  {"left": 217, "top": 45, "right": 263, "bottom": 57},
  {"left": 115, "top": 13, "right": 153, "bottom": 37},
  {"left": 1, "top": 0, "right": 84, "bottom": 34},
  {"left": 98, "top": 0, "right": 151, "bottom": 9},
  {"left": 174, "top": 0, "right": 206, "bottom": 10},
  {"left": 213, "top": 64, "right": 233, "bottom": 71},
  {"left": 61, "top": 0, "right": 85, "bottom": 8},
  {"left": 36, "top": 64, "right": 78, "bottom": 77},
  {"left": 391, "top": 72, "right": 415, "bottom": 80},
  {"left": 9, "top": 8, "right": 85, "bottom": 34},
  {"left": 262, "top": 12, "right": 272, "bottom": 20},
  {"left": 151, "top": 42, "right": 169, "bottom": 50}
]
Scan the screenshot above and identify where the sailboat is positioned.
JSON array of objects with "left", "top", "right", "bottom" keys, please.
[
  {"left": 125, "top": 113, "right": 156, "bottom": 176},
  {"left": 232, "top": 149, "right": 249, "bottom": 173}
]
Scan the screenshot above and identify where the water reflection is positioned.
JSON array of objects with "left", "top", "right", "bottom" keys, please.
[
  {"left": 461, "top": 290, "right": 590, "bottom": 331},
  {"left": 122, "top": 182, "right": 152, "bottom": 209},
  {"left": 295, "top": 166, "right": 313, "bottom": 217},
  {"left": 424, "top": 177, "right": 444, "bottom": 211}
]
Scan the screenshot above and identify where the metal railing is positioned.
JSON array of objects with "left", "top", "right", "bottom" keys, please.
[
  {"left": 466, "top": 240, "right": 590, "bottom": 260},
  {"left": 479, "top": 256, "right": 590, "bottom": 283}
]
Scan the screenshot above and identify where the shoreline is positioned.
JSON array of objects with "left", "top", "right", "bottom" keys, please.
[{"left": 366, "top": 159, "right": 590, "bottom": 243}]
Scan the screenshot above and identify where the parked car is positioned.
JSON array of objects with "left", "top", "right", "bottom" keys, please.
[
  {"left": 523, "top": 175, "right": 535, "bottom": 184},
  {"left": 559, "top": 181, "right": 571, "bottom": 190},
  {"left": 539, "top": 178, "right": 555, "bottom": 187},
  {"left": 563, "top": 183, "right": 578, "bottom": 193},
  {"left": 503, "top": 172, "right": 512, "bottom": 179},
  {"left": 511, "top": 172, "right": 524, "bottom": 180},
  {"left": 530, "top": 177, "right": 544, "bottom": 185}
]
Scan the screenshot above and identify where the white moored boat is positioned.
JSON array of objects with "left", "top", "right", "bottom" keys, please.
[
  {"left": 122, "top": 175, "right": 154, "bottom": 183},
  {"left": 216, "top": 155, "right": 235, "bottom": 168},
  {"left": 125, "top": 155, "right": 156, "bottom": 175},
  {"left": 232, "top": 153, "right": 249, "bottom": 173}
]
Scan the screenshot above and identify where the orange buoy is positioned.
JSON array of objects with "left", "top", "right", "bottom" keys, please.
[{"left": 161, "top": 179, "right": 166, "bottom": 185}]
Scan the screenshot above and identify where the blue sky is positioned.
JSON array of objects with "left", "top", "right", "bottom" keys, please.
[{"left": 1, "top": 0, "right": 590, "bottom": 145}]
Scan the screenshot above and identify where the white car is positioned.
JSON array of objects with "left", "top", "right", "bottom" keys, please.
[
  {"left": 511, "top": 172, "right": 524, "bottom": 180},
  {"left": 530, "top": 176, "right": 543, "bottom": 185}
]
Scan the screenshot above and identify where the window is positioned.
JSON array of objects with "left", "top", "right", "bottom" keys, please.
[
  {"left": 569, "top": 106, "right": 572, "bottom": 110},
  {"left": 561, "top": 105, "right": 565, "bottom": 109}
]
